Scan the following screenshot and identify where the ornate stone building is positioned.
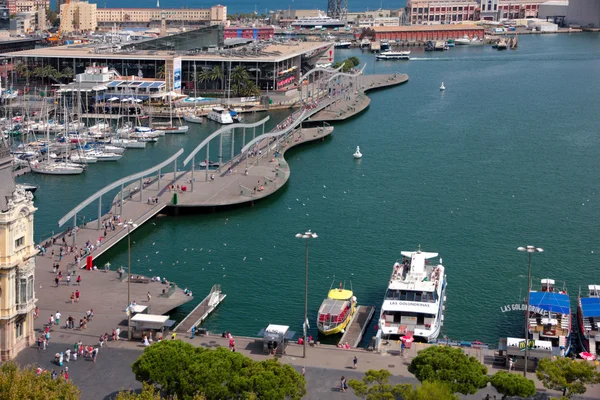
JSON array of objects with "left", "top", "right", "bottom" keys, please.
[{"left": 0, "top": 139, "right": 37, "bottom": 361}]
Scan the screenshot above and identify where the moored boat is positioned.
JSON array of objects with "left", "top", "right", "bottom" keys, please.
[
  {"left": 183, "top": 114, "right": 203, "bottom": 124},
  {"left": 378, "top": 247, "right": 446, "bottom": 342},
  {"left": 207, "top": 107, "right": 233, "bottom": 124},
  {"left": 577, "top": 285, "right": 600, "bottom": 357},
  {"left": 528, "top": 278, "right": 572, "bottom": 356},
  {"left": 317, "top": 283, "right": 357, "bottom": 336}
]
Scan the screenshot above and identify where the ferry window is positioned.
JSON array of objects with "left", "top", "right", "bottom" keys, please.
[
  {"left": 400, "top": 291, "right": 407, "bottom": 300},
  {"left": 415, "top": 292, "right": 422, "bottom": 302},
  {"left": 406, "top": 291, "right": 415, "bottom": 301}
]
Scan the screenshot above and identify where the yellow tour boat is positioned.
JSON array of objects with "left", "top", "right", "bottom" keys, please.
[{"left": 317, "top": 283, "right": 357, "bottom": 336}]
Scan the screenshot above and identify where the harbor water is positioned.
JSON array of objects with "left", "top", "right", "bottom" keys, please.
[{"left": 22, "top": 33, "right": 600, "bottom": 345}]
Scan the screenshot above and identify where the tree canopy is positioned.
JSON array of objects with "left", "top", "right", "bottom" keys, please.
[
  {"left": 408, "top": 346, "right": 489, "bottom": 395},
  {"left": 348, "top": 369, "right": 457, "bottom": 400},
  {"left": 131, "top": 340, "right": 306, "bottom": 400},
  {"left": 116, "top": 382, "right": 206, "bottom": 400},
  {"left": 536, "top": 357, "right": 600, "bottom": 398},
  {"left": 332, "top": 56, "right": 361, "bottom": 73},
  {"left": 0, "top": 362, "right": 80, "bottom": 400},
  {"left": 490, "top": 371, "right": 536, "bottom": 399}
]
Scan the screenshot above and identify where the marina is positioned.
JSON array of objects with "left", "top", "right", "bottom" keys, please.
[{"left": 6, "top": 34, "right": 600, "bottom": 354}]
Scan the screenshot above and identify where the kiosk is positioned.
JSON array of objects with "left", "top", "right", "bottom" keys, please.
[{"left": 258, "top": 324, "right": 295, "bottom": 355}]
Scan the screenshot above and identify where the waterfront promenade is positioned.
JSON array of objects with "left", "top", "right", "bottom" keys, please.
[{"left": 16, "top": 327, "right": 600, "bottom": 400}]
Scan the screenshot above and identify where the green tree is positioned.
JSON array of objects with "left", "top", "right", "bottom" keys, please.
[
  {"left": 349, "top": 370, "right": 457, "bottom": 400},
  {"left": 408, "top": 346, "right": 488, "bottom": 395},
  {"left": 348, "top": 56, "right": 361, "bottom": 67},
  {"left": 116, "top": 382, "right": 207, "bottom": 400},
  {"left": 209, "top": 65, "right": 224, "bottom": 92},
  {"left": 490, "top": 371, "right": 536, "bottom": 399},
  {"left": 536, "top": 357, "right": 600, "bottom": 398},
  {"left": 0, "top": 362, "right": 80, "bottom": 399},
  {"left": 60, "top": 67, "right": 73, "bottom": 80},
  {"left": 46, "top": 8, "right": 59, "bottom": 27},
  {"left": 348, "top": 369, "right": 409, "bottom": 400},
  {"left": 14, "top": 62, "right": 30, "bottom": 80},
  {"left": 131, "top": 341, "right": 305, "bottom": 399},
  {"left": 230, "top": 65, "right": 250, "bottom": 96}
]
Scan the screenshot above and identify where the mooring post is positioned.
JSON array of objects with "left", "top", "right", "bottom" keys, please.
[
  {"left": 97, "top": 196, "right": 102, "bottom": 230},
  {"left": 73, "top": 214, "right": 77, "bottom": 247},
  {"left": 191, "top": 156, "right": 195, "bottom": 192}
]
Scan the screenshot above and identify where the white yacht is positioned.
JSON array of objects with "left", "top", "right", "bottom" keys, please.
[
  {"left": 30, "top": 160, "right": 84, "bottom": 175},
  {"left": 85, "top": 150, "right": 123, "bottom": 162},
  {"left": 152, "top": 124, "right": 189, "bottom": 134},
  {"left": 207, "top": 107, "right": 234, "bottom": 124},
  {"left": 379, "top": 247, "right": 446, "bottom": 342},
  {"left": 111, "top": 139, "right": 147, "bottom": 149},
  {"left": 70, "top": 154, "right": 98, "bottom": 164},
  {"left": 291, "top": 13, "right": 345, "bottom": 28},
  {"left": 101, "top": 145, "right": 126, "bottom": 154},
  {"left": 183, "top": 114, "right": 203, "bottom": 124},
  {"left": 376, "top": 50, "right": 411, "bottom": 60}
]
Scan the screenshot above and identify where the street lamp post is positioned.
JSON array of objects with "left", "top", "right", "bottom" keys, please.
[
  {"left": 517, "top": 245, "right": 543, "bottom": 377},
  {"left": 295, "top": 230, "right": 318, "bottom": 358},
  {"left": 126, "top": 220, "right": 138, "bottom": 340}
]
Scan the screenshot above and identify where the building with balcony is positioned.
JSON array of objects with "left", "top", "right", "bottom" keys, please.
[
  {"left": 60, "top": 0, "right": 97, "bottom": 33},
  {"left": 96, "top": 5, "right": 227, "bottom": 28},
  {"left": 358, "top": 17, "right": 401, "bottom": 27},
  {"left": 407, "top": 0, "right": 479, "bottom": 24},
  {"left": 0, "top": 141, "right": 37, "bottom": 361},
  {"left": 9, "top": 9, "right": 44, "bottom": 35},
  {"left": 497, "top": 0, "right": 545, "bottom": 19},
  {"left": 5, "top": 0, "right": 48, "bottom": 15}
]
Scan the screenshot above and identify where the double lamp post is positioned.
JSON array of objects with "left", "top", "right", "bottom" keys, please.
[{"left": 296, "top": 230, "right": 317, "bottom": 358}]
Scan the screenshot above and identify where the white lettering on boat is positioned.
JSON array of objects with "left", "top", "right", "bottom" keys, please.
[
  {"left": 499, "top": 303, "right": 548, "bottom": 316},
  {"left": 387, "top": 301, "right": 431, "bottom": 307}
]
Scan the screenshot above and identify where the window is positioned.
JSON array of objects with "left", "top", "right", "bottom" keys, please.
[
  {"left": 19, "top": 279, "right": 27, "bottom": 304},
  {"left": 494, "top": 4, "right": 497, "bottom": 10},
  {"left": 15, "top": 236, "right": 24, "bottom": 248},
  {"left": 15, "top": 320, "right": 23, "bottom": 338}
]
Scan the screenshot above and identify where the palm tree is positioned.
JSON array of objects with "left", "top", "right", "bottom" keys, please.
[
  {"left": 156, "top": 65, "right": 166, "bottom": 79},
  {"left": 208, "top": 65, "right": 224, "bottom": 92},
  {"left": 196, "top": 68, "right": 212, "bottom": 91},
  {"left": 230, "top": 65, "right": 250, "bottom": 97}
]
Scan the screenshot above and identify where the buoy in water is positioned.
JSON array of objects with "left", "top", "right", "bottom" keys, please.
[
  {"left": 440, "top": 82, "right": 446, "bottom": 91},
  {"left": 353, "top": 146, "right": 362, "bottom": 159}
]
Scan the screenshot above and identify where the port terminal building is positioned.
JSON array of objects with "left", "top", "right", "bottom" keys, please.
[
  {"left": 364, "top": 24, "right": 486, "bottom": 41},
  {"left": 3, "top": 26, "right": 332, "bottom": 93}
]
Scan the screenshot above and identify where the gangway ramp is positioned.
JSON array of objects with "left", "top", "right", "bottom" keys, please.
[
  {"left": 339, "top": 305, "right": 376, "bottom": 348},
  {"left": 174, "top": 284, "right": 226, "bottom": 333}
]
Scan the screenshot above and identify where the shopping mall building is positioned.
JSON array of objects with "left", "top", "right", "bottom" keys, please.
[{"left": 3, "top": 26, "right": 333, "bottom": 93}]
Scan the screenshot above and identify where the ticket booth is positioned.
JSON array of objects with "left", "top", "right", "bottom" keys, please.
[{"left": 258, "top": 324, "right": 295, "bottom": 355}]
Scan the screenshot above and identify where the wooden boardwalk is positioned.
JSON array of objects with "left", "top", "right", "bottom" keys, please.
[
  {"left": 174, "top": 284, "right": 226, "bottom": 333},
  {"left": 340, "top": 305, "right": 376, "bottom": 348}
]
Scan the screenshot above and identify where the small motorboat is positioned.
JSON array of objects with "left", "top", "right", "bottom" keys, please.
[
  {"left": 353, "top": 146, "right": 362, "bottom": 159},
  {"left": 440, "top": 82, "right": 446, "bottom": 91},
  {"left": 199, "top": 160, "right": 221, "bottom": 168},
  {"left": 21, "top": 183, "right": 39, "bottom": 194}
]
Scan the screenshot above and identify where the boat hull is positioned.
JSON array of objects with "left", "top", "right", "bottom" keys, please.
[
  {"left": 318, "top": 304, "right": 356, "bottom": 336},
  {"left": 183, "top": 115, "right": 203, "bottom": 124}
]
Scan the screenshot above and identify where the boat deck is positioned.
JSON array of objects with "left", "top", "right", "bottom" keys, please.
[{"left": 339, "top": 305, "right": 376, "bottom": 348}]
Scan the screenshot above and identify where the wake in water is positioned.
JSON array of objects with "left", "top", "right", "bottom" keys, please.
[{"left": 409, "top": 54, "right": 600, "bottom": 62}]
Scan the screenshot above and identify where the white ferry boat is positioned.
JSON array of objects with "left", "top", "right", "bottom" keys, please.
[
  {"left": 528, "top": 278, "right": 572, "bottom": 356},
  {"left": 378, "top": 247, "right": 446, "bottom": 342},
  {"left": 207, "top": 107, "right": 233, "bottom": 124},
  {"left": 291, "top": 13, "right": 346, "bottom": 29},
  {"left": 376, "top": 50, "right": 411, "bottom": 60}
]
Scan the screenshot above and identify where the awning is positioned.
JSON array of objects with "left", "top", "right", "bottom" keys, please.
[
  {"left": 580, "top": 297, "right": 600, "bottom": 318},
  {"left": 529, "top": 291, "right": 570, "bottom": 315}
]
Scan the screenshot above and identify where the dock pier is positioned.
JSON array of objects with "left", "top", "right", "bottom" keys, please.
[
  {"left": 174, "top": 284, "right": 226, "bottom": 333},
  {"left": 340, "top": 305, "right": 376, "bottom": 348}
]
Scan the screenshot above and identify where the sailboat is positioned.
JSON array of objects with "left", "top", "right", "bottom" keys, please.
[
  {"left": 31, "top": 97, "right": 84, "bottom": 175},
  {"left": 153, "top": 92, "right": 189, "bottom": 133}
]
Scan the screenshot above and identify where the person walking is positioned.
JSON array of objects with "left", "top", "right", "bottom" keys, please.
[
  {"left": 353, "top": 356, "right": 358, "bottom": 369},
  {"left": 75, "top": 290, "right": 80, "bottom": 302},
  {"left": 301, "top": 366, "right": 306, "bottom": 377},
  {"left": 55, "top": 311, "right": 61, "bottom": 326},
  {"left": 70, "top": 292, "right": 75, "bottom": 304},
  {"left": 147, "top": 291, "right": 151, "bottom": 302},
  {"left": 340, "top": 376, "right": 347, "bottom": 392}
]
